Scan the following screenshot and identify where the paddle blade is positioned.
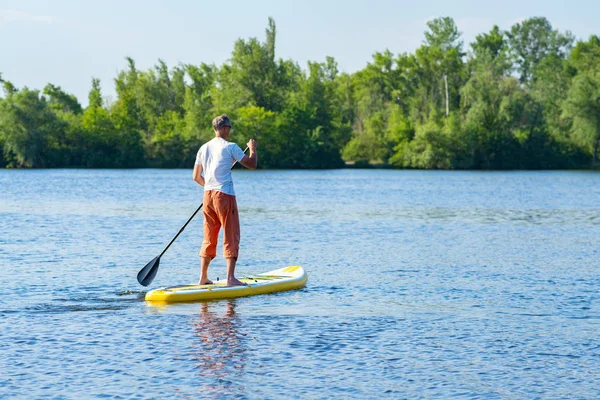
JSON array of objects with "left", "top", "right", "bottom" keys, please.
[{"left": 137, "top": 256, "right": 160, "bottom": 286}]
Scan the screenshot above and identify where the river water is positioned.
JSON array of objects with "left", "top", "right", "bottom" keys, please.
[{"left": 1, "top": 169, "right": 599, "bottom": 399}]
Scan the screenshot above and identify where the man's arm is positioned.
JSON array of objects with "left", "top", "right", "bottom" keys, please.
[
  {"left": 239, "top": 139, "right": 258, "bottom": 169},
  {"left": 193, "top": 163, "right": 205, "bottom": 186}
]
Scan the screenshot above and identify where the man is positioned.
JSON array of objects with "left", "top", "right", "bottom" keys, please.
[{"left": 193, "top": 114, "right": 257, "bottom": 286}]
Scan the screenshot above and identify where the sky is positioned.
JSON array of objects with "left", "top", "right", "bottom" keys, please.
[{"left": 1, "top": 0, "right": 598, "bottom": 105}]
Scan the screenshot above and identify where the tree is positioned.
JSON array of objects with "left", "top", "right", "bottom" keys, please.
[
  {"left": 277, "top": 60, "right": 346, "bottom": 168},
  {"left": 43, "top": 84, "right": 82, "bottom": 114},
  {"left": 0, "top": 87, "right": 66, "bottom": 167},
  {"left": 471, "top": 25, "right": 507, "bottom": 60},
  {"left": 559, "top": 35, "right": 600, "bottom": 167},
  {"left": 80, "top": 78, "right": 118, "bottom": 167},
  {"left": 0, "top": 17, "right": 596, "bottom": 170},
  {"left": 1, "top": 74, "right": 17, "bottom": 97},
  {"left": 147, "top": 110, "right": 187, "bottom": 167},
  {"left": 233, "top": 105, "right": 277, "bottom": 166},
  {"left": 88, "top": 78, "right": 103, "bottom": 109},
  {"left": 413, "top": 17, "right": 465, "bottom": 121},
  {"left": 570, "top": 35, "right": 600, "bottom": 73},
  {"left": 343, "top": 50, "right": 414, "bottom": 164},
  {"left": 109, "top": 57, "right": 145, "bottom": 167},
  {"left": 183, "top": 63, "right": 217, "bottom": 146},
  {"left": 218, "top": 17, "right": 292, "bottom": 112},
  {"left": 530, "top": 54, "right": 574, "bottom": 142},
  {"left": 563, "top": 70, "right": 600, "bottom": 165},
  {"left": 507, "top": 17, "right": 574, "bottom": 85},
  {"left": 461, "top": 50, "right": 531, "bottom": 169}
]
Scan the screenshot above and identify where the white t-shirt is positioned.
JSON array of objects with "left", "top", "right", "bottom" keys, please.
[{"left": 195, "top": 137, "right": 246, "bottom": 196}]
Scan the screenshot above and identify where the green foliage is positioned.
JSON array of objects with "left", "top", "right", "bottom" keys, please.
[
  {"left": 147, "top": 111, "right": 187, "bottom": 167},
  {"left": 471, "top": 26, "right": 506, "bottom": 59},
  {"left": 507, "top": 17, "right": 574, "bottom": 85},
  {"left": 43, "top": 84, "right": 83, "bottom": 114},
  {"left": 570, "top": 35, "right": 600, "bottom": 73},
  {"left": 0, "top": 17, "right": 596, "bottom": 170},
  {"left": 563, "top": 69, "right": 600, "bottom": 164},
  {"left": 81, "top": 97, "right": 119, "bottom": 167},
  {"left": 183, "top": 63, "right": 217, "bottom": 148},
  {"left": 0, "top": 87, "right": 67, "bottom": 167},
  {"left": 217, "top": 17, "right": 295, "bottom": 113}
]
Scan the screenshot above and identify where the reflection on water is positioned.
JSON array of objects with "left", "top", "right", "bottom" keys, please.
[{"left": 190, "top": 301, "right": 247, "bottom": 396}]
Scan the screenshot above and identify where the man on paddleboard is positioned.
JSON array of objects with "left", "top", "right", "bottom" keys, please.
[{"left": 193, "top": 114, "right": 258, "bottom": 286}]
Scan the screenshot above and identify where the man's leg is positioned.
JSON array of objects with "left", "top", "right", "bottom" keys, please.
[
  {"left": 226, "top": 257, "right": 245, "bottom": 286},
  {"left": 218, "top": 192, "right": 245, "bottom": 286},
  {"left": 199, "top": 256, "right": 213, "bottom": 285},
  {"left": 199, "top": 191, "right": 219, "bottom": 285}
]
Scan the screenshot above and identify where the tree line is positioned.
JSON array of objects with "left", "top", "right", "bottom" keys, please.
[{"left": 0, "top": 17, "right": 599, "bottom": 169}]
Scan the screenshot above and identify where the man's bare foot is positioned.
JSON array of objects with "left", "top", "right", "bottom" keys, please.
[
  {"left": 226, "top": 278, "right": 247, "bottom": 286},
  {"left": 198, "top": 279, "right": 213, "bottom": 285}
]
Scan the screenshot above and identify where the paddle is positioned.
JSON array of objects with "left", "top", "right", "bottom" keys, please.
[{"left": 137, "top": 146, "right": 249, "bottom": 286}]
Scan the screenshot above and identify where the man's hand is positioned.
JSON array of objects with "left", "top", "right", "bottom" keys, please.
[
  {"left": 240, "top": 139, "right": 258, "bottom": 169},
  {"left": 247, "top": 139, "right": 257, "bottom": 153}
]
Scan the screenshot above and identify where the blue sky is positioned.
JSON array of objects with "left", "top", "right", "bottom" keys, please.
[{"left": 1, "top": 0, "right": 597, "bottom": 105}]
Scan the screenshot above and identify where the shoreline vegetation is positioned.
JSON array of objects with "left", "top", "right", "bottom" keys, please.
[{"left": 0, "top": 17, "right": 599, "bottom": 170}]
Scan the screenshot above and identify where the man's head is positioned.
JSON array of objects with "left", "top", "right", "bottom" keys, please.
[{"left": 212, "top": 114, "right": 231, "bottom": 137}]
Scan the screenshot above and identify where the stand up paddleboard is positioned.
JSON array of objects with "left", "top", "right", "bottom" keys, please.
[{"left": 145, "top": 266, "right": 307, "bottom": 303}]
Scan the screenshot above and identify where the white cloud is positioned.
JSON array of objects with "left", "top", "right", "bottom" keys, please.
[{"left": 0, "top": 9, "right": 53, "bottom": 27}]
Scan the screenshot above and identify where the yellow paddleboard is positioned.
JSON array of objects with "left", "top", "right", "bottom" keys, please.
[{"left": 145, "top": 266, "right": 307, "bottom": 303}]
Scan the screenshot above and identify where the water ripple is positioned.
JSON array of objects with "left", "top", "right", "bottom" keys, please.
[{"left": 1, "top": 169, "right": 600, "bottom": 398}]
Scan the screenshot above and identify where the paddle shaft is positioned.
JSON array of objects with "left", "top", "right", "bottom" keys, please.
[
  {"left": 157, "top": 204, "right": 202, "bottom": 259},
  {"left": 156, "top": 146, "right": 249, "bottom": 259}
]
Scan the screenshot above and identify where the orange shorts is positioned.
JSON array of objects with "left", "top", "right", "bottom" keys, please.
[{"left": 200, "top": 190, "right": 240, "bottom": 259}]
